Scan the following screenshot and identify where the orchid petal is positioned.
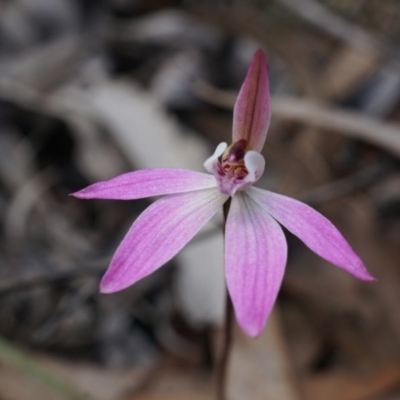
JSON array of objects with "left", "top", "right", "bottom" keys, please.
[
  {"left": 247, "top": 187, "right": 375, "bottom": 281},
  {"left": 244, "top": 151, "right": 265, "bottom": 183},
  {"left": 232, "top": 49, "right": 271, "bottom": 152},
  {"left": 100, "top": 188, "right": 228, "bottom": 293},
  {"left": 225, "top": 192, "right": 287, "bottom": 337},
  {"left": 204, "top": 142, "right": 227, "bottom": 174},
  {"left": 71, "top": 169, "right": 217, "bottom": 200}
]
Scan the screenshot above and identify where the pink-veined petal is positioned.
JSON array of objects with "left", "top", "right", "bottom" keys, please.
[
  {"left": 71, "top": 169, "right": 217, "bottom": 200},
  {"left": 100, "top": 188, "right": 228, "bottom": 293},
  {"left": 232, "top": 49, "right": 271, "bottom": 152},
  {"left": 247, "top": 187, "right": 375, "bottom": 281},
  {"left": 225, "top": 191, "right": 287, "bottom": 337}
]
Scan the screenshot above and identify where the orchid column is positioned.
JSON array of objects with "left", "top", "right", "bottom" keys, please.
[{"left": 72, "top": 49, "right": 374, "bottom": 340}]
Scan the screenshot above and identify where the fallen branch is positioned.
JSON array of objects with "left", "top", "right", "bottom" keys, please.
[
  {"left": 193, "top": 81, "right": 400, "bottom": 158},
  {"left": 272, "top": 97, "right": 400, "bottom": 158},
  {"left": 275, "top": 0, "right": 383, "bottom": 55}
]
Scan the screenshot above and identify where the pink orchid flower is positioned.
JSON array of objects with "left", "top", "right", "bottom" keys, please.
[{"left": 72, "top": 50, "right": 374, "bottom": 337}]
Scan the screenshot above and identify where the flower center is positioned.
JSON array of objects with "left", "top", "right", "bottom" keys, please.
[
  {"left": 220, "top": 139, "right": 249, "bottom": 180},
  {"left": 203, "top": 140, "right": 265, "bottom": 197}
]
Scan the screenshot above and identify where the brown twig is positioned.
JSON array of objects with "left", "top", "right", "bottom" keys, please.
[
  {"left": 275, "top": 0, "right": 383, "bottom": 55},
  {"left": 192, "top": 80, "right": 400, "bottom": 159},
  {"left": 298, "top": 162, "right": 390, "bottom": 205},
  {"left": 271, "top": 97, "right": 400, "bottom": 158},
  {"left": 0, "top": 262, "right": 106, "bottom": 296}
]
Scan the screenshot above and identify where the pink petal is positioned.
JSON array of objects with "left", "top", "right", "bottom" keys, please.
[
  {"left": 225, "top": 192, "right": 287, "bottom": 337},
  {"left": 247, "top": 187, "right": 375, "bottom": 281},
  {"left": 232, "top": 49, "right": 271, "bottom": 152},
  {"left": 100, "top": 188, "right": 227, "bottom": 293},
  {"left": 71, "top": 169, "right": 217, "bottom": 200}
]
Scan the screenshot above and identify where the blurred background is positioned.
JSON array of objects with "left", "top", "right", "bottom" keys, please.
[{"left": 0, "top": 0, "right": 400, "bottom": 399}]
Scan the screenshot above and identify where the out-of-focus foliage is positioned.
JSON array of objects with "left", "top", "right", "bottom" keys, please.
[{"left": 0, "top": 1, "right": 400, "bottom": 399}]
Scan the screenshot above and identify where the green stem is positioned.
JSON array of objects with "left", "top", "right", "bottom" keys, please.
[{"left": 0, "top": 336, "right": 90, "bottom": 400}]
